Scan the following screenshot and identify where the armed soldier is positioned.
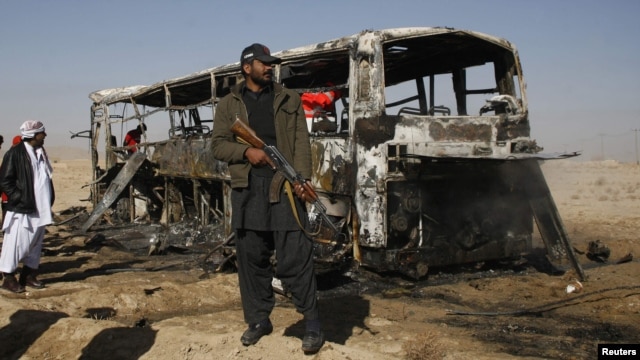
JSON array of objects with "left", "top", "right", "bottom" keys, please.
[{"left": 211, "top": 43, "right": 323, "bottom": 354}]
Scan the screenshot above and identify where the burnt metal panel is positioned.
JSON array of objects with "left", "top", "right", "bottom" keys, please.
[
  {"left": 354, "top": 115, "right": 398, "bottom": 149},
  {"left": 151, "top": 137, "right": 229, "bottom": 180},
  {"left": 310, "top": 138, "right": 355, "bottom": 195},
  {"left": 428, "top": 121, "right": 492, "bottom": 142}
]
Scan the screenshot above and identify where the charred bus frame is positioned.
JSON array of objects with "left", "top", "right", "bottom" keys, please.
[{"left": 84, "top": 27, "right": 583, "bottom": 279}]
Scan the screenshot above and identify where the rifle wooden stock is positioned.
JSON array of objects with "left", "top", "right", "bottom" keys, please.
[{"left": 230, "top": 119, "right": 266, "bottom": 149}]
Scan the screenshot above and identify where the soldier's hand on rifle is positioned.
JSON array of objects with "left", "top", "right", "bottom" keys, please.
[
  {"left": 294, "top": 180, "right": 313, "bottom": 203},
  {"left": 244, "top": 148, "right": 275, "bottom": 169}
]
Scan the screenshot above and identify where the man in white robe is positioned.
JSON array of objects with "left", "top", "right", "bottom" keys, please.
[{"left": 0, "top": 120, "right": 54, "bottom": 293}]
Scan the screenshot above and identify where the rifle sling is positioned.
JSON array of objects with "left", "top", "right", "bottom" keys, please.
[{"left": 284, "top": 181, "right": 320, "bottom": 237}]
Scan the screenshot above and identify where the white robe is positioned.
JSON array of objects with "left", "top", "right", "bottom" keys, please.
[{"left": 0, "top": 143, "right": 53, "bottom": 273}]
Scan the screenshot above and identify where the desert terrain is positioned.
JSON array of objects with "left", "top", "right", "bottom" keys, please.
[{"left": 0, "top": 154, "right": 638, "bottom": 360}]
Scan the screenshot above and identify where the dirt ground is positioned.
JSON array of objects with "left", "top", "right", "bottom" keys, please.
[{"left": 0, "top": 158, "right": 638, "bottom": 360}]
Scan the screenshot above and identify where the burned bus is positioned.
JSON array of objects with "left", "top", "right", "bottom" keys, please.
[{"left": 82, "top": 27, "right": 583, "bottom": 279}]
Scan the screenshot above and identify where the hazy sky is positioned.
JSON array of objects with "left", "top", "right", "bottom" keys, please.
[{"left": 1, "top": 0, "right": 639, "bottom": 162}]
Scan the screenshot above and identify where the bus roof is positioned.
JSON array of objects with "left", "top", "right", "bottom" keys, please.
[{"left": 89, "top": 27, "right": 517, "bottom": 107}]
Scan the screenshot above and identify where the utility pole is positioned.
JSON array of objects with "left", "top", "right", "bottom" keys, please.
[
  {"left": 598, "top": 133, "right": 605, "bottom": 160},
  {"left": 634, "top": 129, "right": 639, "bottom": 165}
]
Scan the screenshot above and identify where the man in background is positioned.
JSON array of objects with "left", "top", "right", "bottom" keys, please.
[
  {"left": 123, "top": 123, "right": 147, "bottom": 154},
  {"left": 0, "top": 121, "right": 54, "bottom": 293},
  {"left": 1, "top": 135, "right": 24, "bottom": 221},
  {"left": 0, "top": 134, "right": 3, "bottom": 221}
]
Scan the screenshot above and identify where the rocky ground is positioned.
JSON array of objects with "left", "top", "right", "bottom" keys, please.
[{"left": 0, "top": 159, "right": 638, "bottom": 359}]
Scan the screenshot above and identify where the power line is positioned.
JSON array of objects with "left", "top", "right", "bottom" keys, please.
[{"left": 574, "top": 129, "right": 638, "bottom": 162}]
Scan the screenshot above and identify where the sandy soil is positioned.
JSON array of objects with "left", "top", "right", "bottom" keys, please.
[{"left": 0, "top": 158, "right": 639, "bottom": 360}]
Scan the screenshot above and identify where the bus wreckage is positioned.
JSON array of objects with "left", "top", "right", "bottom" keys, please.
[{"left": 79, "top": 27, "right": 584, "bottom": 280}]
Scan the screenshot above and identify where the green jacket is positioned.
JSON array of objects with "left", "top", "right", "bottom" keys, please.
[{"left": 211, "top": 81, "right": 312, "bottom": 188}]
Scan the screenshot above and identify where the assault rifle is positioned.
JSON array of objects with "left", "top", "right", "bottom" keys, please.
[{"left": 230, "top": 117, "right": 339, "bottom": 233}]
